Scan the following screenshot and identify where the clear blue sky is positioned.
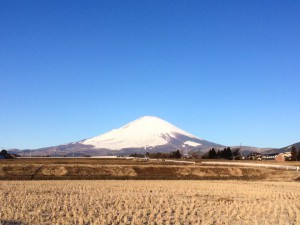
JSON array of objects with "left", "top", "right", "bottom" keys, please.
[{"left": 1, "top": 1, "right": 299, "bottom": 149}]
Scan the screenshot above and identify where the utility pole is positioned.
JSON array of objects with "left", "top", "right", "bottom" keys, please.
[
  {"left": 144, "top": 145, "right": 147, "bottom": 158},
  {"left": 240, "top": 143, "right": 243, "bottom": 159}
]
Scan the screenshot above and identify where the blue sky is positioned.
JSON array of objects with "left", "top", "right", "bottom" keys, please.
[{"left": 1, "top": 1, "right": 300, "bottom": 149}]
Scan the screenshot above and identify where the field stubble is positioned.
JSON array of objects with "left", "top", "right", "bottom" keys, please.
[
  {"left": 1, "top": 158, "right": 300, "bottom": 181},
  {"left": 1, "top": 180, "right": 300, "bottom": 225}
]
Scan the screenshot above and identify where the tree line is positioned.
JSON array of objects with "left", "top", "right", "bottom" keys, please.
[
  {"left": 203, "top": 147, "right": 241, "bottom": 160},
  {"left": 130, "top": 150, "right": 182, "bottom": 159},
  {"left": 204, "top": 145, "right": 300, "bottom": 161}
]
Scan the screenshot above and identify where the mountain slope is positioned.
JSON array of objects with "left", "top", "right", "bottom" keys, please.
[
  {"left": 264, "top": 142, "right": 300, "bottom": 154},
  {"left": 80, "top": 116, "right": 211, "bottom": 150},
  {"left": 10, "top": 116, "right": 222, "bottom": 156}
]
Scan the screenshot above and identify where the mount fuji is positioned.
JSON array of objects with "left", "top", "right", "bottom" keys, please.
[
  {"left": 10, "top": 116, "right": 222, "bottom": 156},
  {"left": 81, "top": 116, "right": 220, "bottom": 151}
]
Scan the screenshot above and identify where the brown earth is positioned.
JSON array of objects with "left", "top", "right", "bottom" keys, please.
[{"left": 0, "top": 158, "right": 299, "bottom": 181}]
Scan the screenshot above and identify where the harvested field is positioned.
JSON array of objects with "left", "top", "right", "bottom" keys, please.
[
  {"left": 1, "top": 158, "right": 300, "bottom": 181},
  {"left": 0, "top": 163, "right": 300, "bottom": 181},
  {"left": 0, "top": 158, "right": 159, "bottom": 166},
  {"left": 1, "top": 180, "right": 300, "bottom": 224}
]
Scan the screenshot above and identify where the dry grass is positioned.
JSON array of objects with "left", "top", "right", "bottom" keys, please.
[
  {"left": 1, "top": 180, "right": 300, "bottom": 225},
  {"left": 201, "top": 159, "right": 300, "bottom": 166},
  {"left": 1, "top": 164, "right": 299, "bottom": 181},
  {"left": 1, "top": 158, "right": 300, "bottom": 181},
  {"left": 0, "top": 158, "right": 200, "bottom": 166}
]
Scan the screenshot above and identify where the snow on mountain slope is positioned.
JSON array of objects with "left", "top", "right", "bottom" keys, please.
[
  {"left": 184, "top": 141, "right": 202, "bottom": 147},
  {"left": 81, "top": 116, "right": 203, "bottom": 150}
]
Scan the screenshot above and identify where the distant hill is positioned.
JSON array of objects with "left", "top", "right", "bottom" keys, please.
[
  {"left": 264, "top": 142, "right": 300, "bottom": 154},
  {"left": 230, "top": 146, "right": 274, "bottom": 156}
]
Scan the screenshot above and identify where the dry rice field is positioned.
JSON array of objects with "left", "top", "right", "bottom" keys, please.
[{"left": 1, "top": 180, "right": 300, "bottom": 225}]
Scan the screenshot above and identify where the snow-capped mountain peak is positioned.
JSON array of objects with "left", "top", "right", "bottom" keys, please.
[{"left": 80, "top": 116, "right": 204, "bottom": 150}]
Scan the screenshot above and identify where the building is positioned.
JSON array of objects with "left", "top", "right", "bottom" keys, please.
[
  {"left": 275, "top": 152, "right": 292, "bottom": 162},
  {"left": 262, "top": 153, "right": 278, "bottom": 160},
  {"left": 247, "top": 152, "right": 263, "bottom": 160}
]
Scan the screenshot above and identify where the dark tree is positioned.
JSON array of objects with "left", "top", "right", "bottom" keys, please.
[
  {"left": 291, "top": 146, "right": 297, "bottom": 161},
  {"left": 172, "top": 150, "right": 182, "bottom": 158},
  {"left": 219, "top": 148, "right": 226, "bottom": 158},
  {"left": 297, "top": 148, "right": 300, "bottom": 161},
  {"left": 0, "top": 150, "right": 8, "bottom": 155},
  {"left": 223, "top": 147, "right": 233, "bottom": 159},
  {"left": 208, "top": 148, "right": 217, "bottom": 159},
  {"left": 216, "top": 149, "right": 221, "bottom": 158},
  {"left": 232, "top": 148, "right": 241, "bottom": 159},
  {"left": 129, "top": 153, "right": 145, "bottom": 158}
]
